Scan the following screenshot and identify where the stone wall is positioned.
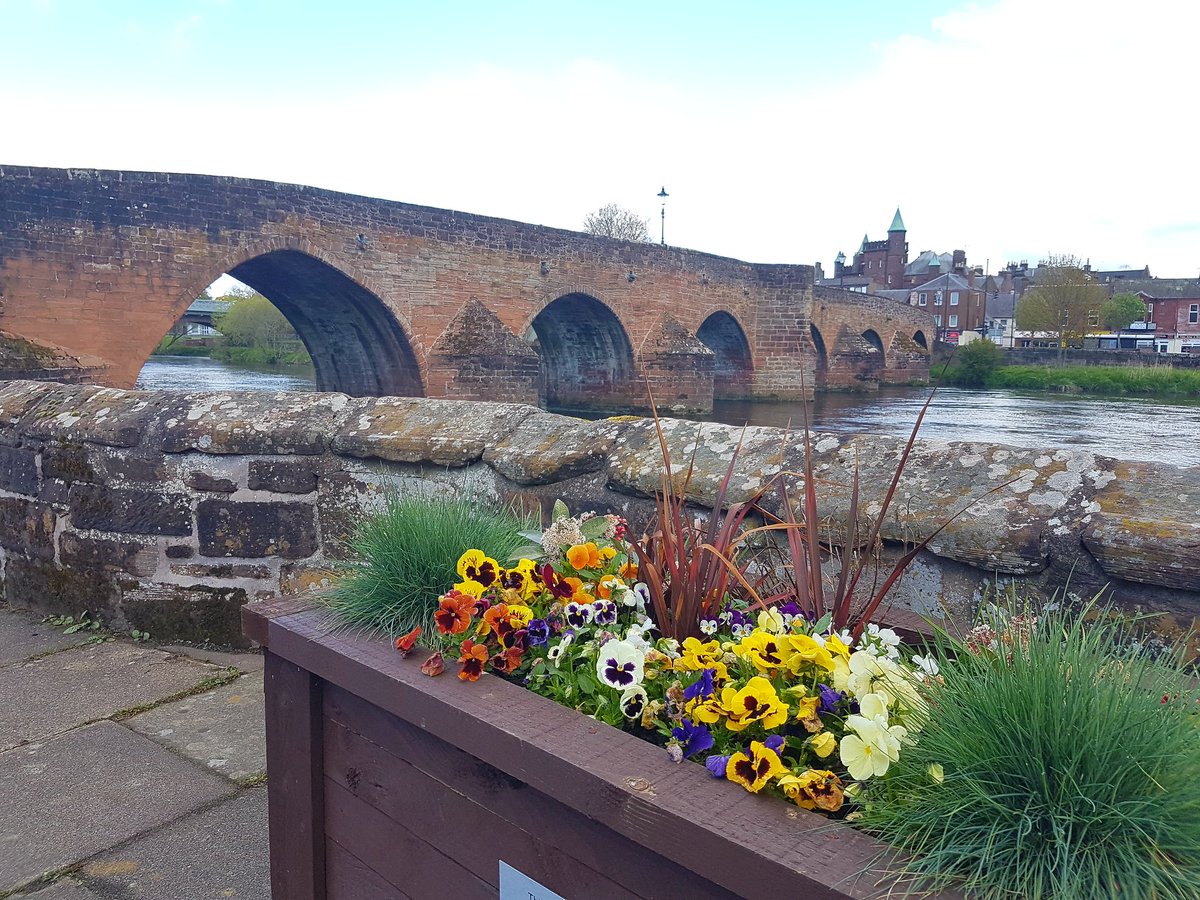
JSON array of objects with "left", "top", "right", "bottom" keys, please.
[{"left": 1, "top": 380, "right": 1195, "bottom": 652}]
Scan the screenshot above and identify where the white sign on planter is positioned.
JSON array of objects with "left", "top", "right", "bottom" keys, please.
[{"left": 499, "top": 861, "right": 567, "bottom": 900}]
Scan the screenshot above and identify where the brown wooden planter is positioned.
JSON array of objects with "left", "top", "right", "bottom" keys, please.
[{"left": 244, "top": 599, "right": 959, "bottom": 900}]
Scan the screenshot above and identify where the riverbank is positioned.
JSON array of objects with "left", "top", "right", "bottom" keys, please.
[{"left": 939, "top": 363, "right": 1200, "bottom": 396}]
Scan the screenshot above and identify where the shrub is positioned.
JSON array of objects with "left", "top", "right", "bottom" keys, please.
[
  {"left": 947, "top": 338, "right": 1003, "bottom": 387},
  {"left": 324, "top": 494, "right": 540, "bottom": 636},
  {"left": 857, "top": 603, "right": 1200, "bottom": 899}
]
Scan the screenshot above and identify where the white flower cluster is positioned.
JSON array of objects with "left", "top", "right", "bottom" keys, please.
[{"left": 540, "top": 516, "right": 586, "bottom": 560}]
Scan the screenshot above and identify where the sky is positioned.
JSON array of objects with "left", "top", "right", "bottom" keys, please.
[{"left": 4, "top": 0, "right": 1199, "bottom": 279}]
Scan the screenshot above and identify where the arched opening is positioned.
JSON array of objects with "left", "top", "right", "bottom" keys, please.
[
  {"left": 230, "top": 251, "right": 422, "bottom": 397},
  {"left": 138, "top": 251, "right": 422, "bottom": 397},
  {"left": 912, "top": 330, "right": 928, "bottom": 350},
  {"left": 696, "top": 311, "right": 753, "bottom": 399},
  {"left": 861, "top": 329, "right": 884, "bottom": 353},
  {"left": 529, "top": 293, "right": 635, "bottom": 411},
  {"left": 809, "top": 323, "right": 828, "bottom": 371}
]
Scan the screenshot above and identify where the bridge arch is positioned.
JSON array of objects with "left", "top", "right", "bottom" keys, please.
[
  {"left": 912, "top": 330, "right": 928, "bottom": 350},
  {"left": 861, "top": 328, "right": 885, "bottom": 355},
  {"left": 526, "top": 292, "right": 635, "bottom": 410},
  {"left": 184, "top": 247, "right": 424, "bottom": 398},
  {"left": 809, "top": 323, "right": 829, "bottom": 372},
  {"left": 696, "top": 311, "right": 753, "bottom": 399}
]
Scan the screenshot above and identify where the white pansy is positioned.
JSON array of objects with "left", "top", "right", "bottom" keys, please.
[{"left": 595, "top": 639, "right": 645, "bottom": 689}]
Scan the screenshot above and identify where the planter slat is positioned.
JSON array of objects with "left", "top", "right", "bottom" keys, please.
[
  {"left": 325, "top": 777, "right": 496, "bottom": 899},
  {"left": 326, "top": 838, "right": 411, "bottom": 900},
  {"left": 325, "top": 683, "right": 737, "bottom": 900},
  {"left": 247, "top": 601, "right": 958, "bottom": 900}
]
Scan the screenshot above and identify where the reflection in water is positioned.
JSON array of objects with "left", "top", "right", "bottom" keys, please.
[{"left": 136, "top": 357, "right": 1200, "bottom": 466}]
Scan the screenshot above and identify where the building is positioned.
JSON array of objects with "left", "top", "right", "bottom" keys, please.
[
  {"left": 1120, "top": 279, "right": 1200, "bottom": 352},
  {"left": 908, "top": 273, "right": 986, "bottom": 343},
  {"left": 826, "top": 209, "right": 909, "bottom": 292},
  {"left": 982, "top": 291, "right": 1017, "bottom": 347}
]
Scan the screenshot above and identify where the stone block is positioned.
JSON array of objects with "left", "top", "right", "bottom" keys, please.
[
  {"left": 247, "top": 458, "right": 319, "bottom": 493},
  {"left": 157, "top": 390, "right": 361, "bottom": 455},
  {"left": 59, "top": 532, "right": 158, "bottom": 578},
  {"left": 165, "top": 544, "right": 194, "bottom": 559},
  {"left": 185, "top": 470, "right": 237, "bottom": 492},
  {"left": 68, "top": 483, "right": 192, "bottom": 536},
  {"left": 0, "top": 444, "right": 38, "bottom": 494},
  {"left": 169, "top": 562, "right": 273, "bottom": 580},
  {"left": 332, "top": 395, "right": 536, "bottom": 466},
  {"left": 40, "top": 441, "right": 96, "bottom": 484},
  {"left": 483, "top": 413, "right": 618, "bottom": 486},
  {"left": 197, "top": 499, "right": 317, "bottom": 559},
  {"left": 120, "top": 583, "right": 251, "bottom": 648},
  {"left": 315, "top": 472, "right": 370, "bottom": 560},
  {"left": 16, "top": 384, "right": 161, "bottom": 448},
  {"left": 0, "top": 557, "right": 122, "bottom": 621},
  {"left": 0, "top": 496, "right": 57, "bottom": 560},
  {"left": 280, "top": 562, "right": 339, "bottom": 594}
]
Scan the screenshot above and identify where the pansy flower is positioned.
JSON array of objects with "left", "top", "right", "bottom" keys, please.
[
  {"left": 620, "top": 685, "right": 648, "bottom": 720},
  {"left": 596, "top": 638, "right": 644, "bottom": 688},
  {"left": 526, "top": 618, "right": 550, "bottom": 647},
  {"left": 735, "top": 632, "right": 788, "bottom": 672},
  {"left": 458, "top": 640, "right": 489, "bottom": 682},
  {"left": 725, "top": 741, "right": 787, "bottom": 793},
  {"left": 670, "top": 718, "right": 714, "bottom": 758},
  {"left": 782, "top": 633, "right": 836, "bottom": 674},
  {"left": 675, "top": 637, "right": 729, "bottom": 682},
  {"left": 682, "top": 668, "right": 716, "bottom": 703},
  {"left": 817, "top": 682, "right": 847, "bottom": 715},
  {"left": 540, "top": 563, "right": 574, "bottom": 601},
  {"left": 596, "top": 574, "right": 624, "bottom": 601},
  {"left": 777, "top": 769, "right": 845, "bottom": 812},
  {"left": 565, "top": 542, "right": 601, "bottom": 570},
  {"left": 564, "top": 601, "right": 593, "bottom": 628},
  {"left": 393, "top": 626, "right": 421, "bottom": 656},
  {"left": 434, "top": 590, "right": 476, "bottom": 635},
  {"left": 492, "top": 645, "right": 524, "bottom": 674},
  {"left": 720, "top": 676, "right": 790, "bottom": 732},
  {"left": 591, "top": 600, "right": 618, "bottom": 627},
  {"left": 456, "top": 549, "right": 499, "bottom": 588},
  {"left": 705, "top": 753, "right": 732, "bottom": 778}
]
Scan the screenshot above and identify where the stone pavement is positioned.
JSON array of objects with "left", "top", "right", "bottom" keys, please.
[{"left": 0, "top": 604, "right": 269, "bottom": 898}]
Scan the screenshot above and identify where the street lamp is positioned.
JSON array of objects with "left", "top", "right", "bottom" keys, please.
[{"left": 657, "top": 186, "right": 669, "bottom": 245}]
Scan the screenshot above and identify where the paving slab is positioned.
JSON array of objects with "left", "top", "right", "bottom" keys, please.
[
  {"left": 0, "top": 721, "right": 234, "bottom": 895},
  {"left": 160, "top": 644, "right": 264, "bottom": 674},
  {"left": 0, "top": 641, "right": 228, "bottom": 751},
  {"left": 0, "top": 608, "right": 88, "bottom": 666},
  {"left": 79, "top": 787, "right": 269, "bottom": 899},
  {"left": 126, "top": 671, "right": 266, "bottom": 783},
  {"left": 12, "top": 878, "right": 103, "bottom": 898}
]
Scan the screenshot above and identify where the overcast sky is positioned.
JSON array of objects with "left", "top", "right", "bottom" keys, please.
[{"left": 5, "top": 0, "right": 1198, "bottom": 279}]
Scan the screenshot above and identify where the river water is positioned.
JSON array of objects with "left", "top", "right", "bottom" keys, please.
[{"left": 137, "top": 356, "right": 1200, "bottom": 466}]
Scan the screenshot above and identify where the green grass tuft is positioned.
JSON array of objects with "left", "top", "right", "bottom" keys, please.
[
  {"left": 985, "top": 364, "right": 1200, "bottom": 396},
  {"left": 858, "top": 606, "right": 1200, "bottom": 899},
  {"left": 323, "top": 494, "right": 540, "bottom": 637}
]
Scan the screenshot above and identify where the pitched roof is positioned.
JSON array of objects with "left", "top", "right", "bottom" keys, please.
[
  {"left": 1120, "top": 278, "right": 1200, "bottom": 299},
  {"left": 911, "top": 273, "right": 973, "bottom": 293},
  {"left": 904, "top": 250, "right": 954, "bottom": 276},
  {"left": 888, "top": 208, "right": 905, "bottom": 232},
  {"left": 985, "top": 292, "right": 1016, "bottom": 318}
]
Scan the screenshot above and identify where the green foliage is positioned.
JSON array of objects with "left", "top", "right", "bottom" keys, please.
[
  {"left": 946, "top": 338, "right": 1003, "bottom": 387},
  {"left": 1102, "top": 291, "right": 1148, "bottom": 330},
  {"left": 213, "top": 292, "right": 311, "bottom": 364},
  {"left": 988, "top": 364, "right": 1200, "bottom": 396},
  {"left": 1015, "top": 255, "right": 1108, "bottom": 353},
  {"left": 323, "top": 495, "right": 541, "bottom": 636},
  {"left": 151, "top": 336, "right": 210, "bottom": 357},
  {"left": 858, "top": 604, "right": 1200, "bottom": 899}
]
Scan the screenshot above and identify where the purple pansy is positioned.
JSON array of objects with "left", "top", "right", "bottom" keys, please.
[
  {"left": 671, "top": 718, "right": 714, "bottom": 758},
  {"left": 705, "top": 754, "right": 731, "bottom": 778},
  {"left": 818, "top": 682, "right": 847, "bottom": 715},
  {"left": 683, "top": 668, "right": 716, "bottom": 703},
  {"left": 527, "top": 618, "right": 550, "bottom": 647}
]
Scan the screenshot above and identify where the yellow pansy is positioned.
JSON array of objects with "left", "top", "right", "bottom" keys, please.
[
  {"left": 734, "top": 632, "right": 788, "bottom": 673},
  {"left": 506, "top": 605, "right": 534, "bottom": 627},
  {"left": 791, "top": 694, "right": 823, "bottom": 732},
  {"left": 781, "top": 633, "right": 836, "bottom": 674},
  {"left": 456, "top": 549, "right": 499, "bottom": 587},
  {"left": 725, "top": 741, "right": 787, "bottom": 793},
  {"left": 824, "top": 633, "right": 853, "bottom": 661},
  {"left": 675, "top": 637, "right": 729, "bottom": 682},
  {"left": 777, "top": 769, "right": 845, "bottom": 811},
  {"left": 453, "top": 579, "right": 486, "bottom": 598},
  {"left": 808, "top": 731, "right": 837, "bottom": 758},
  {"left": 720, "top": 676, "right": 790, "bottom": 732}
]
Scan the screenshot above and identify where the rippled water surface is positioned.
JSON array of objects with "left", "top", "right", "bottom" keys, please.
[{"left": 137, "top": 356, "right": 1200, "bottom": 466}]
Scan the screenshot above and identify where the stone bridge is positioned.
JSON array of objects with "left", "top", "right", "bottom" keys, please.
[{"left": 0, "top": 166, "right": 932, "bottom": 411}]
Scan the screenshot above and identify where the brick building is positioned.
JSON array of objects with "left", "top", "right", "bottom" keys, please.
[
  {"left": 908, "top": 272, "right": 986, "bottom": 343},
  {"left": 1121, "top": 279, "right": 1200, "bottom": 352},
  {"left": 828, "top": 209, "right": 910, "bottom": 292}
]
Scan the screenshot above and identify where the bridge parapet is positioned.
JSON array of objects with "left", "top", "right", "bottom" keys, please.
[{"left": 0, "top": 380, "right": 1195, "bottom": 658}]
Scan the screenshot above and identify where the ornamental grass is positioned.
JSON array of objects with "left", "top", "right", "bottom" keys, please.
[
  {"left": 323, "top": 494, "right": 539, "bottom": 636},
  {"left": 857, "top": 603, "right": 1200, "bottom": 899}
]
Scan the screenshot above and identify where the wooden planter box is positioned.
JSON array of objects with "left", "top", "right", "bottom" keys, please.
[{"left": 244, "top": 599, "right": 958, "bottom": 899}]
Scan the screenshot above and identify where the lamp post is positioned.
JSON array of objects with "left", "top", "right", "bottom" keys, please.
[{"left": 657, "top": 186, "right": 668, "bottom": 246}]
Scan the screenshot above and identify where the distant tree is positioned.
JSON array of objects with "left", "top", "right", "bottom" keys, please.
[
  {"left": 213, "top": 292, "right": 301, "bottom": 354},
  {"left": 583, "top": 204, "right": 651, "bottom": 242},
  {"left": 1100, "top": 291, "right": 1147, "bottom": 331},
  {"left": 952, "top": 337, "right": 1003, "bottom": 386},
  {"left": 1015, "top": 255, "right": 1108, "bottom": 362}
]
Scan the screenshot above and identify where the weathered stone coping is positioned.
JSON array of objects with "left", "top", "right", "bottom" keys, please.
[{"left": 0, "top": 380, "right": 1195, "bottom": 648}]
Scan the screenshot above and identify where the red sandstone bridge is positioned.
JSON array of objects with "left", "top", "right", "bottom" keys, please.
[{"left": 0, "top": 166, "right": 932, "bottom": 412}]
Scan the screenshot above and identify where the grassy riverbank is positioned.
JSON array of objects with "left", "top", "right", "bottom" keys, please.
[{"left": 939, "top": 363, "right": 1200, "bottom": 396}]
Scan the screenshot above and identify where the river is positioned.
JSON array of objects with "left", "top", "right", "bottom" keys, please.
[{"left": 137, "top": 355, "right": 1200, "bottom": 466}]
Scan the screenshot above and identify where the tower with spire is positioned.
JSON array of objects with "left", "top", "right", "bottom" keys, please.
[{"left": 847, "top": 208, "right": 909, "bottom": 291}]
